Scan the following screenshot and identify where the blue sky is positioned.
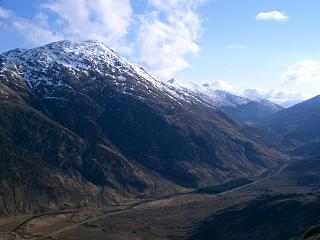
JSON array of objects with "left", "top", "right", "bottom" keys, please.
[{"left": 1, "top": 0, "right": 320, "bottom": 104}]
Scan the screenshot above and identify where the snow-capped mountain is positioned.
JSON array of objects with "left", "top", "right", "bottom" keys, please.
[
  {"left": 2, "top": 39, "right": 282, "bottom": 124},
  {"left": 0, "top": 40, "right": 286, "bottom": 215},
  {"left": 2, "top": 40, "right": 228, "bottom": 111}
]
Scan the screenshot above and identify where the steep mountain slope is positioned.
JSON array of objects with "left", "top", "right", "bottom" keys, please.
[
  {"left": 256, "top": 95, "right": 320, "bottom": 154},
  {"left": 0, "top": 40, "right": 286, "bottom": 215},
  {"left": 167, "top": 80, "right": 283, "bottom": 123},
  {"left": 0, "top": 57, "right": 181, "bottom": 215}
]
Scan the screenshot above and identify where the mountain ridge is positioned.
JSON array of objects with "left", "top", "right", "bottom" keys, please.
[
  {"left": 166, "top": 79, "right": 283, "bottom": 123},
  {"left": 256, "top": 95, "right": 320, "bottom": 155}
]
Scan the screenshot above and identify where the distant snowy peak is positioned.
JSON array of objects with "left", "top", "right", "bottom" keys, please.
[
  {"left": 207, "top": 89, "right": 252, "bottom": 106},
  {"left": 166, "top": 78, "right": 228, "bottom": 107},
  {"left": 166, "top": 78, "right": 283, "bottom": 112},
  {"left": 166, "top": 78, "right": 252, "bottom": 107}
]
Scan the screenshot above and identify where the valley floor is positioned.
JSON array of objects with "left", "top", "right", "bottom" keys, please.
[{"left": 2, "top": 160, "right": 318, "bottom": 240}]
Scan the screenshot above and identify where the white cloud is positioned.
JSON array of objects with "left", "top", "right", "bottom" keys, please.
[
  {"left": 241, "top": 59, "right": 320, "bottom": 104},
  {"left": 205, "top": 79, "right": 242, "bottom": 94},
  {"left": 283, "top": 59, "right": 320, "bottom": 98},
  {"left": 284, "top": 59, "right": 320, "bottom": 83},
  {"left": 243, "top": 88, "right": 306, "bottom": 107},
  {"left": 244, "top": 88, "right": 304, "bottom": 100},
  {"left": 12, "top": 18, "right": 63, "bottom": 46},
  {"left": 0, "top": 6, "right": 62, "bottom": 45},
  {"left": 136, "top": 0, "right": 204, "bottom": 79},
  {"left": 43, "top": 0, "right": 132, "bottom": 53},
  {"left": 256, "top": 11, "right": 289, "bottom": 22}
]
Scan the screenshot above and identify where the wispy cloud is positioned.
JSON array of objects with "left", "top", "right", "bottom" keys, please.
[
  {"left": 283, "top": 59, "right": 320, "bottom": 98},
  {"left": 0, "top": 6, "right": 13, "bottom": 19},
  {"left": 206, "top": 79, "right": 242, "bottom": 94},
  {"left": 244, "top": 88, "right": 305, "bottom": 101},
  {"left": 0, "top": 6, "right": 63, "bottom": 45},
  {"left": 243, "top": 88, "right": 306, "bottom": 107},
  {"left": 12, "top": 18, "right": 63, "bottom": 46},
  {"left": 42, "top": 0, "right": 133, "bottom": 53},
  {"left": 242, "top": 59, "right": 320, "bottom": 102},
  {"left": 284, "top": 59, "right": 320, "bottom": 84},
  {"left": 137, "top": 0, "right": 204, "bottom": 79},
  {"left": 256, "top": 11, "right": 289, "bottom": 22}
]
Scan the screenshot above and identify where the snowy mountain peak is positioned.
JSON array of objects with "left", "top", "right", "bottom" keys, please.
[
  {"left": 5, "top": 40, "right": 115, "bottom": 57},
  {"left": 2, "top": 40, "right": 162, "bottom": 90},
  {"left": 3, "top": 39, "right": 123, "bottom": 72}
]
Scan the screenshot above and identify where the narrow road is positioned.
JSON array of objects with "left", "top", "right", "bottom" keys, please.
[
  {"left": 10, "top": 210, "right": 78, "bottom": 234},
  {"left": 11, "top": 163, "right": 289, "bottom": 239}
]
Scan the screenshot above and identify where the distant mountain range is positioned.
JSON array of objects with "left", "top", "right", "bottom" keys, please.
[
  {"left": 0, "top": 40, "right": 287, "bottom": 215},
  {"left": 166, "top": 79, "right": 283, "bottom": 123}
]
